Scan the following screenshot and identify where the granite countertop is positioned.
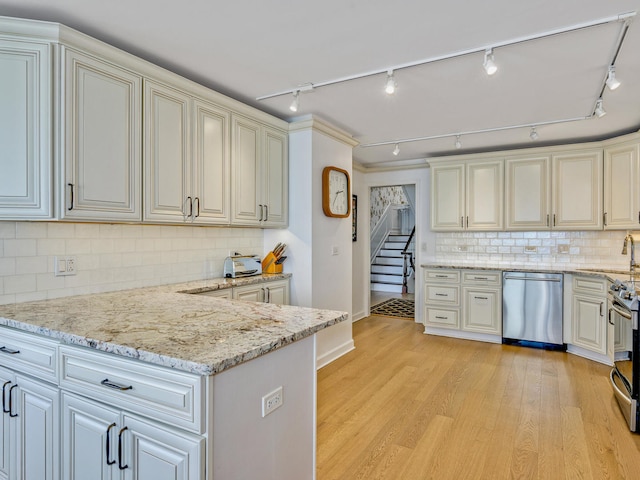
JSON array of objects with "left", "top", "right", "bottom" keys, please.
[{"left": 0, "top": 274, "right": 348, "bottom": 377}]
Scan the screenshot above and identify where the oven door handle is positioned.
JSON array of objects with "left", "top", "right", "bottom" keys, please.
[
  {"left": 611, "top": 302, "right": 633, "bottom": 320},
  {"left": 610, "top": 368, "right": 632, "bottom": 403}
]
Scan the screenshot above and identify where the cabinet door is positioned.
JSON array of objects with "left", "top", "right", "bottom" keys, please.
[
  {"left": 505, "top": 155, "right": 550, "bottom": 230},
  {"left": 466, "top": 160, "right": 504, "bottom": 230},
  {"left": 0, "top": 39, "right": 52, "bottom": 219},
  {"left": 262, "top": 127, "right": 288, "bottom": 227},
  {"left": 123, "top": 415, "right": 204, "bottom": 480},
  {"left": 430, "top": 164, "right": 464, "bottom": 231},
  {"left": 424, "top": 307, "right": 460, "bottom": 330},
  {"left": 192, "top": 98, "right": 230, "bottom": 224},
  {"left": 0, "top": 368, "right": 14, "bottom": 479},
  {"left": 62, "top": 47, "right": 142, "bottom": 221},
  {"left": 144, "top": 80, "right": 191, "bottom": 222},
  {"left": 552, "top": 149, "right": 603, "bottom": 230},
  {"left": 14, "top": 375, "right": 59, "bottom": 480},
  {"left": 462, "top": 287, "right": 501, "bottom": 335},
  {"left": 62, "top": 392, "right": 120, "bottom": 480},
  {"left": 231, "top": 115, "right": 261, "bottom": 225},
  {"left": 264, "top": 280, "right": 289, "bottom": 305},
  {"left": 572, "top": 294, "right": 607, "bottom": 355},
  {"left": 604, "top": 142, "right": 640, "bottom": 230},
  {"left": 233, "top": 285, "right": 264, "bottom": 303}
]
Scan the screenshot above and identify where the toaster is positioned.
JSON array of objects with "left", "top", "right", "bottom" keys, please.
[{"left": 223, "top": 255, "right": 262, "bottom": 278}]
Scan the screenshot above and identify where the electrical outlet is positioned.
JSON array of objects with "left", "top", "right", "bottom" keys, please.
[
  {"left": 558, "top": 244, "right": 569, "bottom": 254},
  {"left": 55, "top": 256, "right": 77, "bottom": 276},
  {"left": 331, "top": 246, "right": 339, "bottom": 256},
  {"left": 524, "top": 246, "right": 537, "bottom": 253},
  {"left": 262, "top": 386, "right": 283, "bottom": 417}
]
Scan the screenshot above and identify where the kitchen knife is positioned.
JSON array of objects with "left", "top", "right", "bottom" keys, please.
[{"left": 275, "top": 256, "right": 287, "bottom": 265}]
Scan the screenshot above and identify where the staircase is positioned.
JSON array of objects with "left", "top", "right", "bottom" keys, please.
[{"left": 370, "top": 233, "right": 410, "bottom": 292}]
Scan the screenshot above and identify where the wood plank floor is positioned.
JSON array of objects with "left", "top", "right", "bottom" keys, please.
[{"left": 317, "top": 315, "right": 640, "bottom": 479}]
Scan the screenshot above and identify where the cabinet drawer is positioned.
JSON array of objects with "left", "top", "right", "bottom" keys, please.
[
  {"left": 0, "top": 327, "right": 58, "bottom": 383},
  {"left": 424, "top": 269, "right": 460, "bottom": 283},
  {"left": 425, "top": 285, "right": 459, "bottom": 305},
  {"left": 59, "top": 346, "right": 204, "bottom": 433},
  {"left": 425, "top": 307, "right": 459, "bottom": 329},
  {"left": 462, "top": 270, "right": 502, "bottom": 285},
  {"left": 573, "top": 275, "right": 607, "bottom": 295}
]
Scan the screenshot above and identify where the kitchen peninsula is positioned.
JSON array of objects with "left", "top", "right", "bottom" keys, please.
[{"left": 0, "top": 275, "right": 348, "bottom": 480}]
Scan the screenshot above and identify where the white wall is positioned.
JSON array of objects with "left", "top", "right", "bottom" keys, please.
[
  {"left": 351, "top": 166, "right": 432, "bottom": 323},
  {"left": 0, "top": 221, "right": 263, "bottom": 305},
  {"left": 265, "top": 117, "right": 356, "bottom": 369}
]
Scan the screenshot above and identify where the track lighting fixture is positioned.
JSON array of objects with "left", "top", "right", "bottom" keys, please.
[
  {"left": 385, "top": 70, "right": 396, "bottom": 95},
  {"left": 483, "top": 49, "right": 497, "bottom": 75},
  {"left": 606, "top": 66, "right": 621, "bottom": 90},
  {"left": 392, "top": 143, "right": 400, "bottom": 156},
  {"left": 594, "top": 98, "right": 607, "bottom": 118},
  {"left": 529, "top": 127, "right": 539, "bottom": 141},
  {"left": 455, "top": 136, "right": 462, "bottom": 149},
  {"left": 289, "top": 91, "right": 300, "bottom": 112}
]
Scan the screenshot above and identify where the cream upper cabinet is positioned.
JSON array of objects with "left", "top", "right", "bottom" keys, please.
[
  {"left": 505, "top": 155, "right": 551, "bottom": 230},
  {"left": 60, "top": 47, "right": 142, "bottom": 221},
  {"left": 0, "top": 38, "right": 52, "bottom": 219},
  {"left": 231, "top": 115, "right": 288, "bottom": 227},
  {"left": 551, "top": 149, "right": 603, "bottom": 230},
  {"left": 603, "top": 141, "right": 640, "bottom": 230},
  {"left": 430, "top": 160, "right": 503, "bottom": 231}
]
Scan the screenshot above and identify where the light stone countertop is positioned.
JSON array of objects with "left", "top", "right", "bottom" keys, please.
[{"left": 0, "top": 274, "right": 348, "bottom": 376}]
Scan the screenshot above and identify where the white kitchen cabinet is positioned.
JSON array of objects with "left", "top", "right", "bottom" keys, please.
[
  {"left": 551, "top": 149, "right": 603, "bottom": 230},
  {"left": 60, "top": 47, "right": 142, "bottom": 221},
  {"left": 233, "top": 279, "right": 290, "bottom": 305},
  {"left": 505, "top": 155, "right": 551, "bottom": 230},
  {"left": 430, "top": 160, "right": 503, "bottom": 231},
  {"left": 62, "top": 392, "right": 203, "bottom": 480},
  {"left": 231, "top": 115, "right": 288, "bottom": 227},
  {"left": 603, "top": 141, "right": 640, "bottom": 230},
  {"left": 0, "top": 38, "right": 52, "bottom": 219},
  {"left": 423, "top": 268, "right": 460, "bottom": 330},
  {"left": 0, "top": 367, "right": 12, "bottom": 480},
  {"left": 462, "top": 287, "right": 501, "bottom": 335}
]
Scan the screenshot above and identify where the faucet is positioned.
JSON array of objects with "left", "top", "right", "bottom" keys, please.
[{"left": 622, "top": 234, "right": 639, "bottom": 273}]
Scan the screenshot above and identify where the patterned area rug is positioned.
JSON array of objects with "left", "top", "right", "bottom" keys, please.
[{"left": 370, "top": 298, "right": 415, "bottom": 319}]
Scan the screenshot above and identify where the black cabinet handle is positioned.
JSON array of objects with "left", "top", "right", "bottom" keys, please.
[
  {"left": 258, "top": 204, "right": 264, "bottom": 221},
  {"left": 8, "top": 384, "right": 17, "bottom": 417},
  {"left": 194, "top": 197, "right": 200, "bottom": 218},
  {"left": 68, "top": 183, "right": 74, "bottom": 210},
  {"left": 101, "top": 379, "right": 133, "bottom": 391},
  {"left": 608, "top": 308, "right": 615, "bottom": 326},
  {"left": 186, "top": 196, "right": 192, "bottom": 218},
  {"left": 435, "top": 316, "right": 449, "bottom": 320},
  {"left": 2, "top": 381, "right": 10, "bottom": 413},
  {"left": 118, "top": 426, "right": 129, "bottom": 470},
  {"left": 474, "top": 296, "right": 489, "bottom": 300},
  {"left": 264, "top": 204, "right": 268, "bottom": 221},
  {"left": 0, "top": 346, "right": 20, "bottom": 355},
  {"left": 106, "top": 422, "right": 117, "bottom": 465}
]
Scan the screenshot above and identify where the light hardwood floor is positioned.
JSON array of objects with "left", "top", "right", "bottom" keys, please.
[{"left": 317, "top": 315, "right": 640, "bottom": 479}]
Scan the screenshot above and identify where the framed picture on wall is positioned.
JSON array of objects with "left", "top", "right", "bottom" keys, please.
[{"left": 352, "top": 195, "right": 357, "bottom": 242}]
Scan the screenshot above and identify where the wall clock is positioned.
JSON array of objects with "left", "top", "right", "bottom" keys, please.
[{"left": 322, "top": 166, "right": 351, "bottom": 218}]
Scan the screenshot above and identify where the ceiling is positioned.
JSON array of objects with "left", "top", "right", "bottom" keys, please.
[{"left": 1, "top": 0, "right": 639, "bottom": 168}]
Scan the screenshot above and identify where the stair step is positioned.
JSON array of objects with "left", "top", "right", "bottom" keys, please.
[
  {"left": 371, "top": 264, "right": 403, "bottom": 274},
  {"left": 378, "top": 248, "right": 404, "bottom": 257},
  {"left": 371, "top": 283, "right": 404, "bottom": 293},
  {"left": 374, "top": 257, "right": 403, "bottom": 266},
  {"left": 371, "top": 273, "right": 403, "bottom": 284}
]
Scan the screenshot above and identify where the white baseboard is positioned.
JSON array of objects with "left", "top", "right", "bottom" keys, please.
[
  {"left": 316, "top": 339, "right": 355, "bottom": 370},
  {"left": 352, "top": 310, "right": 367, "bottom": 322},
  {"left": 566, "top": 344, "right": 613, "bottom": 366},
  {"left": 423, "top": 326, "right": 502, "bottom": 344}
]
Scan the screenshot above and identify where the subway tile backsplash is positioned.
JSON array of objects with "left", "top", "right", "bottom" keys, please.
[
  {"left": 0, "top": 222, "right": 263, "bottom": 305},
  {"left": 432, "top": 230, "right": 637, "bottom": 270}
]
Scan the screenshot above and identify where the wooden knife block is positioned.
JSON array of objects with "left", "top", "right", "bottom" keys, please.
[{"left": 262, "top": 252, "right": 283, "bottom": 274}]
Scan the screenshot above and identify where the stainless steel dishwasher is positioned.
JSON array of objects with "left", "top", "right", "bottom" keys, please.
[{"left": 502, "top": 271, "right": 565, "bottom": 349}]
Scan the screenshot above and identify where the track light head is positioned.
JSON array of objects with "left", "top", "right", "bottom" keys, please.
[
  {"left": 606, "top": 66, "right": 621, "bottom": 90},
  {"left": 454, "top": 135, "right": 462, "bottom": 149},
  {"left": 392, "top": 143, "right": 400, "bottom": 156},
  {"left": 594, "top": 98, "right": 606, "bottom": 118},
  {"left": 483, "top": 49, "right": 497, "bottom": 75},
  {"left": 385, "top": 70, "right": 396, "bottom": 95},
  {"left": 529, "top": 127, "right": 539, "bottom": 141},
  {"left": 289, "top": 91, "right": 300, "bottom": 112}
]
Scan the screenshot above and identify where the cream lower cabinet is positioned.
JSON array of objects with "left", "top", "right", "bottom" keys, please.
[
  {"left": 566, "top": 275, "right": 613, "bottom": 365},
  {"left": 59, "top": 47, "right": 142, "bottom": 222},
  {"left": 603, "top": 140, "right": 640, "bottom": 230},
  {"left": 62, "top": 392, "right": 203, "bottom": 480},
  {"left": 233, "top": 279, "right": 290, "bottom": 305},
  {"left": 424, "top": 269, "right": 502, "bottom": 341},
  {"left": 0, "top": 38, "right": 53, "bottom": 219}
]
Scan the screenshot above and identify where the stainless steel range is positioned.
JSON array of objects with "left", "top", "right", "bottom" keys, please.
[{"left": 609, "top": 279, "right": 639, "bottom": 432}]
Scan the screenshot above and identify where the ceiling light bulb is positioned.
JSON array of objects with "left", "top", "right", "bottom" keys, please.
[
  {"left": 392, "top": 143, "right": 400, "bottom": 156},
  {"left": 529, "top": 127, "right": 539, "bottom": 141},
  {"left": 606, "top": 66, "right": 621, "bottom": 90},
  {"left": 483, "top": 49, "right": 497, "bottom": 75},
  {"left": 455, "top": 136, "right": 462, "bottom": 149},
  {"left": 385, "top": 70, "right": 396, "bottom": 95},
  {"left": 289, "top": 91, "right": 299, "bottom": 112},
  {"left": 594, "top": 98, "right": 606, "bottom": 118}
]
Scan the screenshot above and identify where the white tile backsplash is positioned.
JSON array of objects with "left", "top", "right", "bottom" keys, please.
[
  {"left": 432, "top": 230, "right": 637, "bottom": 270},
  {"left": 0, "top": 221, "right": 264, "bottom": 305}
]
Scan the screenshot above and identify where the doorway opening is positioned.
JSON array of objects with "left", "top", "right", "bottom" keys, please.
[{"left": 369, "top": 184, "right": 416, "bottom": 316}]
